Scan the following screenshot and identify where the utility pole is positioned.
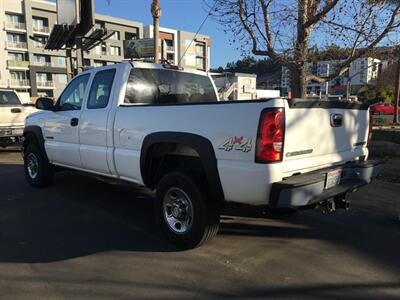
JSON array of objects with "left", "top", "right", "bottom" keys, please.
[
  {"left": 394, "top": 46, "right": 400, "bottom": 124},
  {"left": 75, "top": 38, "right": 85, "bottom": 74},
  {"left": 151, "top": 0, "right": 161, "bottom": 63},
  {"left": 65, "top": 49, "right": 73, "bottom": 81}
]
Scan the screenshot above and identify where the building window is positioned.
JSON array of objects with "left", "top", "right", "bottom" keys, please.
[
  {"left": 6, "top": 14, "right": 25, "bottom": 28},
  {"left": 7, "top": 33, "right": 26, "bottom": 43},
  {"left": 10, "top": 71, "right": 26, "bottom": 80},
  {"left": 84, "top": 59, "right": 91, "bottom": 67},
  {"left": 125, "top": 32, "right": 137, "bottom": 40},
  {"left": 56, "top": 74, "right": 68, "bottom": 85},
  {"left": 36, "top": 72, "right": 52, "bottom": 83},
  {"left": 34, "top": 55, "right": 50, "bottom": 62},
  {"left": 32, "top": 17, "right": 49, "bottom": 32},
  {"left": 8, "top": 52, "right": 25, "bottom": 61},
  {"left": 56, "top": 56, "right": 66, "bottom": 67},
  {"left": 33, "top": 35, "right": 48, "bottom": 48},
  {"left": 93, "top": 60, "right": 106, "bottom": 67},
  {"left": 110, "top": 31, "right": 120, "bottom": 40},
  {"left": 195, "top": 41, "right": 206, "bottom": 70},
  {"left": 110, "top": 46, "right": 120, "bottom": 56},
  {"left": 7, "top": 33, "right": 26, "bottom": 48},
  {"left": 93, "top": 43, "right": 107, "bottom": 55}
]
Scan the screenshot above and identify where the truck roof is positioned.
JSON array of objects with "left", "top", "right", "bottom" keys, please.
[{"left": 81, "top": 61, "right": 210, "bottom": 77}]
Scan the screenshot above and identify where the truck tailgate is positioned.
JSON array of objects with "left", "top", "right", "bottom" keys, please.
[{"left": 282, "top": 100, "right": 370, "bottom": 175}]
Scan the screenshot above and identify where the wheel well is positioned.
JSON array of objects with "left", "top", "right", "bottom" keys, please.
[
  {"left": 23, "top": 132, "right": 39, "bottom": 148},
  {"left": 145, "top": 143, "right": 206, "bottom": 188}
]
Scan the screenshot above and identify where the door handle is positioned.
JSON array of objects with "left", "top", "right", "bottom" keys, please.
[
  {"left": 11, "top": 108, "right": 22, "bottom": 113},
  {"left": 70, "top": 118, "right": 79, "bottom": 127}
]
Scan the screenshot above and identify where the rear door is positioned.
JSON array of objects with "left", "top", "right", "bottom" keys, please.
[
  {"left": 79, "top": 68, "right": 116, "bottom": 175},
  {"left": 282, "top": 100, "right": 369, "bottom": 175}
]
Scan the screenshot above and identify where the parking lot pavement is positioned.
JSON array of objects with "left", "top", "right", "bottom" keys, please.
[{"left": 0, "top": 149, "right": 399, "bottom": 299}]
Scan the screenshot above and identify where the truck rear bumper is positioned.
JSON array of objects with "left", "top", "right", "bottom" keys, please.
[{"left": 269, "top": 160, "right": 382, "bottom": 208}]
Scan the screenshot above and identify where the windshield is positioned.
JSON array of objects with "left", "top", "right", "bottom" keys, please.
[
  {"left": 0, "top": 91, "right": 21, "bottom": 105},
  {"left": 124, "top": 68, "right": 217, "bottom": 104}
]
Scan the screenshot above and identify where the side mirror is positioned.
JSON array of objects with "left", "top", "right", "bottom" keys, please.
[{"left": 35, "top": 97, "right": 54, "bottom": 111}]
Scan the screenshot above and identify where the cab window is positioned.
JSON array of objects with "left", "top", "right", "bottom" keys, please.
[
  {"left": 57, "top": 74, "right": 90, "bottom": 111},
  {"left": 87, "top": 69, "right": 116, "bottom": 109}
]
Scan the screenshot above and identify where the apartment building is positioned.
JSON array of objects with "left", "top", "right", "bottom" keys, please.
[
  {"left": 281, "top": 57, "right": 385, "bottom": 96},
  {"left": 144, "top": 25, "right": 211, "bottom": 71}
]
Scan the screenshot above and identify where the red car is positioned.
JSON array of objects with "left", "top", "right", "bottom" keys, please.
[{"left": 370, "top": 102, "right": 400, "bottom": 115}]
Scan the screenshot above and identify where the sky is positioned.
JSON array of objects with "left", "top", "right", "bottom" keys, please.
[{"left": 86, "top": 0, "right": 242, "bottom": 68}]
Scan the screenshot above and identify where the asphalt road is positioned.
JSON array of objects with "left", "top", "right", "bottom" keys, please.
[{"left": 0, "top": 149, "right": 399, "bottom": 299}]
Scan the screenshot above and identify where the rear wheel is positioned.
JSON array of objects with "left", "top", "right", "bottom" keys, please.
[
  {"left": 155, "top": 172, "right": 220, "bottom": 249},
  {"left": 24, "top": 143, "right": 54, "bottom": 187}
]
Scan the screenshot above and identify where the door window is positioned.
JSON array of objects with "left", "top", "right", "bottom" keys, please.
[
  {"left": 87, "top": 69, "right": 116, "bottom": 109},
  {"left": 57, "top": 74, "right": 90, "bottom": 111}
]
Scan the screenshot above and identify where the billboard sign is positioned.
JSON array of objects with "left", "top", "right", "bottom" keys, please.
[
  {"left": 124, "top": 39, "right": 155, "bottom": 59},
  {"left": 57, "top": 0, "right": 80, "bottom": 26}
]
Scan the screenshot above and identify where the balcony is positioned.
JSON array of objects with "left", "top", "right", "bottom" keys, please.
[
  {"left": 33, "top": 26, "right": 50, "bottom": 35},
  {"left": 7, "top": 60, "right": 29, "bottom": 69},
  {"left": 9, "top": 79, "right": 30, "bottom": 88},
  {"left": 37, "top": 81, "right": 55, "bottom": 89},
  {"left": 4, "top": 21, "right": 26, "bottom": 32},
  {"left": 6, "top": 41, "right": 28, "bottom": 50}
]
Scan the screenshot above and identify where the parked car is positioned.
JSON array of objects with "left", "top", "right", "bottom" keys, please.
[
  {"left": 370, "top": 102, "right": 400, "bottom": 115},
  {"left": 23, "top": 62, "right": 381, "bottom": 248},
  {"left": 0, "top": 89, "right": 37, "bottom": 148}
]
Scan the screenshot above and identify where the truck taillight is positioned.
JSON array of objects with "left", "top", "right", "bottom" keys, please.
[
  {"left": 256, "top": 108, "right": 285, "bottom": 163},
  {"left": 367, "top": 110, "right": 373, "bottom": 147}
]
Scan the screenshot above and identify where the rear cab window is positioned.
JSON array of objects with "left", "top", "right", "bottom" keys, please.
[{"left": 124, "top": 68, "right": 217, "bottom": 105}]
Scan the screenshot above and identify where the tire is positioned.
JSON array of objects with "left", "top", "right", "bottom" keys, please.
[
  {"left": 155, "top": 172, "right": 220, "bottom": 249},
  {"left": 24, "top": 143, "right": 54, "bottom": 187}
]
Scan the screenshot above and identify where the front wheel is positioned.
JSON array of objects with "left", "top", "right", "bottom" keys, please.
[
  {"left": 24, "top": 143, "right": 54, "bottom": 187},
  {"left": 154, "top": 172, "right": 220, "bottom": 249}
]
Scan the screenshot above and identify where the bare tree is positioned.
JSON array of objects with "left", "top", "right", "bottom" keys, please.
[{"left": 208, "top": 0, "right": 400, "bottom": 98}]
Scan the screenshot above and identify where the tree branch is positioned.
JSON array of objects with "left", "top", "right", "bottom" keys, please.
[{"left": 305, "top": 0, "right": 339, "bottom": 27}]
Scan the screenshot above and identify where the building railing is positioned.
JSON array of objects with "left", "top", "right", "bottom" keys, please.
[
  {"left": 31, "top": 61, "right": 52, "bottom": 67},
  {"left": 7, "top": 60, "right": 29, "bottom": 68},
  {"left": 4, "top": 21, "right": 26, "bottom": 30},
  {"left": 33, "top": 42, "right": 46, "bottom": 49},
  {"left": 6, "top": 41, "right": 27, "bottom": 49},
  {"left": 9, "top": 79, "right": 30, "bottom": 87},
  {"left": 37, "top": 81, "right": 54, "bottom": 88},
  {"left": 33, "top": 26, "right": 50, "bottom": 34}
]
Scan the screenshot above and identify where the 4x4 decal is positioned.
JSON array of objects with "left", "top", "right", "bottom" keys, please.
[{"left": 219, "top": 136, "right": 252, "bottom": 152}]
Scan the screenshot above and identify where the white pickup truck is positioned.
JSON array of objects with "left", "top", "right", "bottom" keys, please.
[
  {"left": 0, "top": 89, "right": 36, "bottom": 147},
  {"left": 23, "top": 61, "right": 381, "bottom": 248}
]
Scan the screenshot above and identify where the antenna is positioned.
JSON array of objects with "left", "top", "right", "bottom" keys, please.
[{"left": 178, "top": 0, "right": 219, "bottom": 66}]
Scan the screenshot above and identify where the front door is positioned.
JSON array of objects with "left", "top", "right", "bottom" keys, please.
[{"left": 43, "top": 74, "right": 90, "bottom": 168}]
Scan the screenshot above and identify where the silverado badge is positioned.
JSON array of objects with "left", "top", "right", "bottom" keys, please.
[{"left": 219, "top": 136, "right": 253, "bottom": 152}]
